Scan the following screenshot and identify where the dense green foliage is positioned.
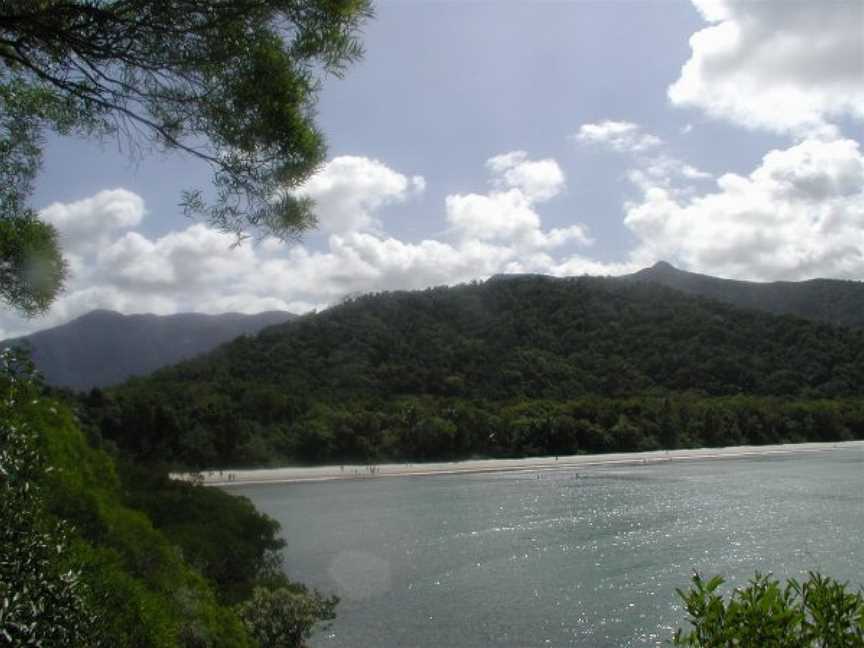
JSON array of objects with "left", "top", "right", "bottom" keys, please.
[
  {"left": 121, "top": 464, "right": 286, "bottom": 605},
  {"left": 1, "top": 349, "right": 339, "bottom": 646},
  {"left": 17, "top": 374, "right": 254, "bottom": 645},
  {"left": 0, "top": 350, "right": 98, "bottom": 646},
  {"left": 124, "top": 276, "right": 864, "bottom": 400},
  {"left": 626, "top": 261, "right": 864, "bottom": 329},
  {"left": 87, "top": 390, "right": 864, "bottom": 468},
  {"left": 0, "top": 0, "right": 372, "bottom": 313},
  {"left": 674, "top": 572, "right": 864, "bottom": 647},
  {"left": 82, "top": 276, "right": 864, "bottom": 468}
]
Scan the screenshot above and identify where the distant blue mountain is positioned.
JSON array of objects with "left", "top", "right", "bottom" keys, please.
[{"left": 2, "top": 309, "right": 296, "bottom": 390}]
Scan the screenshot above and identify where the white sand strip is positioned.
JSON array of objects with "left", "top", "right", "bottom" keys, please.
[{"left": 173, "top": 440, "right": 864, "bottom": 487}]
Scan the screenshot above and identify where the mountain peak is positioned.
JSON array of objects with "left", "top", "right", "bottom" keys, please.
[
  {"left": 628, "top": 260, "right": 681, "bottom": 279},
  {"left": 620, "top": 262, "right": 864, "bottom": 329},
  {"left": 649, "top": 260, "right": 677, "bottom": 272},
  {"left": 78, "top": 308, "right": 123, "bottom": 320}
]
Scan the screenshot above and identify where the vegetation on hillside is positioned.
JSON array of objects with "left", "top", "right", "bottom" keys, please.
[
  {"left": 81, "top": 276, "right": 864, "bottom": 468},
  {"left": 626, "top": 261, "right": 864, "bottom": 329},
  {"left": 0, "top": 349, "right": 337, "bottom": 646},
  {"left": 0, "top": 351, "right": 98, "bottom": 646}
]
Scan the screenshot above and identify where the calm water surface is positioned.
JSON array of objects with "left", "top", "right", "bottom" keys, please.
[{"left": 234, "top": 449, "right": 864, "bottom": 647}]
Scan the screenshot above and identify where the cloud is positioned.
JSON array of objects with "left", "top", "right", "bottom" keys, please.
[
  {"left": 39, "top": 189, "right": 145, "bottom": 266},
  {"left": 572, "top": 121, "right": 662, "bottom": 153},
  {"left": 573, "top": 120, "right": 712, "bottom": 193},
  {"left": 486, "top": 151, "right": 566, "bottom": 202},
  {"left": 1, "top": 154, "right": 603, "bottom": 339},
  {"left": 627, "top": 154, "right": 713, "bottom": 194},
  {"left": 293, "top": 155, "right": 425, "bottom": 234},
  {"left": 447, "top": 151, "right": 589, "bottom": 250},
  {"left": 623, "top": 137, "right": 864, "bottom": 280},
  {"left": 445, "top": 190, "right": 589, "bottom": 251},
  {"left": 572, "top": 118, "right": 864, "bottom": 282},
  {"left": 99, "top": 225, "right": 258, "bottom": 290},
  {"left": 669, "top": 0, "right": 864, "bottom": 136}
]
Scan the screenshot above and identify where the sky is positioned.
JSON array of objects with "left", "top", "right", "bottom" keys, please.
[{"left": 4, "top": 0, "right": 864, "bottom": 338}]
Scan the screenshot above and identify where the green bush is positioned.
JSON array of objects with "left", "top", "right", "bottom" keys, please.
[{"left": 674, "top": 572, "right": 864, "bottom": 647}]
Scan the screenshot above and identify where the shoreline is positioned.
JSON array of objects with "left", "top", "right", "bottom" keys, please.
[{"left": 175, "top": 440, "right": 864, "bottom": 487}]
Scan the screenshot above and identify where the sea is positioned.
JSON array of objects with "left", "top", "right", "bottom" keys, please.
[{"left": 234, "top": 448, "right": 864, "bottom": 647}]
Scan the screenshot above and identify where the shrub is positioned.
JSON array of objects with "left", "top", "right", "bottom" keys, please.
[{"left": 674, "top": 571, "right": 864, "bottom": 647}]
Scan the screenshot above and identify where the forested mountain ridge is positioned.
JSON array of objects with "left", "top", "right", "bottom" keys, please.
[
  {"left": 622, "top": 261, "right": 864, "bottom": 328},
  {"left": 144, "top": 275, "right": 864, "bottom": 399},
  {"left": 2, "top": 309, "right": 295, "bottom": 390},
  {"left": 85, "top": 276, "right": 864, "bottom": 467}
]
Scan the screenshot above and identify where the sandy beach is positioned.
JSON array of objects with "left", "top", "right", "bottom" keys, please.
[{"left": 176, "top": 440, "right": 864, "bottom": 487}]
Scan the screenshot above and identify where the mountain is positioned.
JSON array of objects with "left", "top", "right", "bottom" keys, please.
[
  {"left": 2, "top": 309, "right": 295, "bottom": 390},
  {"left": 89, "top": 276, "right": 864, "bottom": 467},
  {"left": 622, "top": 261, "right": 864, "bottom": 328},
  {"left": 149, "top": 275, "right": 864, "bottom": 400}
]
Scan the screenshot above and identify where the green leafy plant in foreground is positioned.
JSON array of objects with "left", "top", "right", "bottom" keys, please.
[
  {"left": 0, "top": 349, "right": 99, "bottom": 646},
  {"left": 674, "top": 572, "right": 864, "bottom": 647}
]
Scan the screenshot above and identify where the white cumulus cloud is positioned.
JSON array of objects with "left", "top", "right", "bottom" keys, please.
[
  {"left": 293, "top": 155, "right": 425, "bottom": 234},
  {"left": 670, "top": 0, "right": 864, "bottom": 136},
  {"left": 624, "top": 137, "right": 864, "bottom": 280},
  {"left": 486, "top": 151, "right": 566, "bottom": 202},
  {"left": 447, "top": 151, "right": 589, "bottom": 250},
  {"left": 40, "top": 189, "right": 145, "bottom": 268}
]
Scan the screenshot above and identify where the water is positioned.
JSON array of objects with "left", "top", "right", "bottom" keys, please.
[{"left": 234, "top": 449, "right": 864, "bottom": 647}]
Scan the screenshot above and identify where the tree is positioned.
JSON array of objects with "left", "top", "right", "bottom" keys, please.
[
  {"left": 0, "top": 207, "right": 66, "bottom": 315},
  {"left": 0, "top": 0, "right": 373, "bottom": 314},
  {"left": 235, "top": 585, "right": 338, "bottom": 648}
]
